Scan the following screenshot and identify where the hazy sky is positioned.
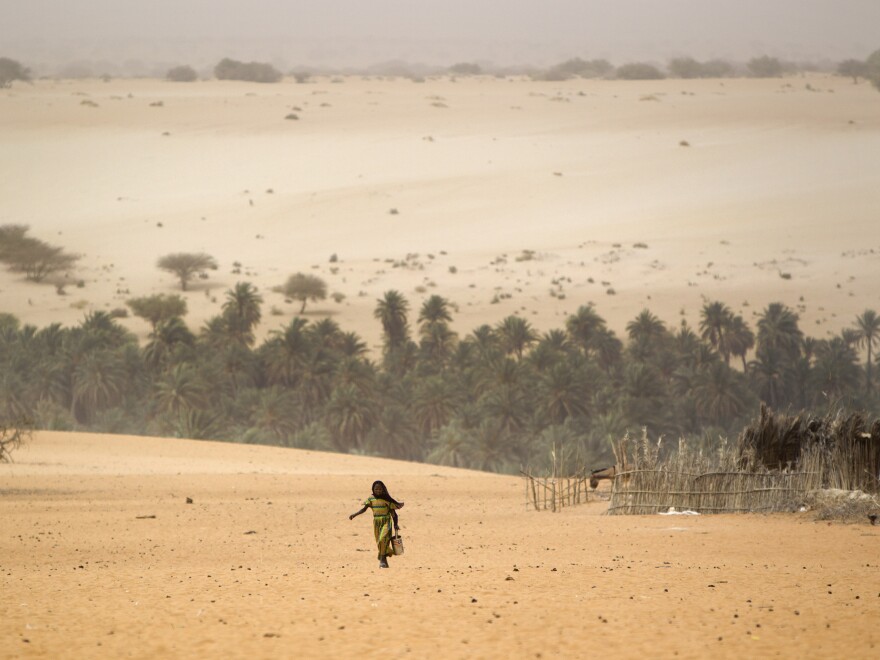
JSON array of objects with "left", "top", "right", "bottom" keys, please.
[{"left": 2, "top": 1, "right": 878, "bottom": 69}]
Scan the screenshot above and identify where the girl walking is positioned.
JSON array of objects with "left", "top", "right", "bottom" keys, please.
[{"left": 349, "top": 480, "right": 404, "bottom": 568}]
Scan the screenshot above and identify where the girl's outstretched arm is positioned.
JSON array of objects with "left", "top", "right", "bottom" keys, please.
[{"left": 349, "top": 505, "right": 368, "bottom": 520}]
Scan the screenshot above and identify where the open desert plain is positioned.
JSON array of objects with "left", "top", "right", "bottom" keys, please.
[
  {"left": 0, "top": 432, "right": 878, "bottom": 658},
  {"left": 2, "top": 72, "right": 880, "bottom": 660},
  {"left": 1, "top": 74, "right": 879, "bottom": 346}
]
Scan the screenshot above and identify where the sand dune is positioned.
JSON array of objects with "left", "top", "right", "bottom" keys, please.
[
  {"left": 1, "top": 431, "right": 878, "bottom": 658},
  {"left": 2, "top": 75, "right": 879, "bottom": 350}
]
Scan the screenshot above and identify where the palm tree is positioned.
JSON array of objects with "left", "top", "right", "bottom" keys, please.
[
  {"left": 324, "top": 384, "right": 377, "bottom": 452},
  {"left": 468, "top": 420, "right": 512, "bottom": 472},
  {"left": 199, "top": 315, "right": 231, "bottom": 351},
  {"left": 725, "top": 315, "right": 755, "bottom": 371},
  {"left": 419, "top": 321, "right": 457, "bottom": 368},
  {"left": 70, "top": 350, "right": 127, "bottom": 422},
  {"left": 626, "top": 309, "right": 668, "bottom": 360},
  {"left": 496, "top": 316, "right": 537, "bottom": 360},
  {"left": 367, "top": 404, "right": 420, "bottom": 460},
  {"left": 692, "top": 362, "right": 748, "bottom": 427},
  {"left": 428, "top": 421, "right": 471, "bottom": 468},
  {"left": 334, "top": 356, "right": 377, "bottom": 395},
  {"left": 144, "top": 316, "right": 195, "bottom": 369},
  {"left": 263, "top": 317, "right": 311, "bottom": 386},
  {"left": 591, "top": 327, "right": 623, "bottom": 375},
  {"left": 151, "top": 364, "right": 207, "bottom": 418},
  {"left": 295, "top": 347, "right": 335, "bottom": 420},
  {"left": 412, "top": 375, "right": 459, "bottom": 437},
  {"left": 566, "top": 304, "right": 606, "bottom": 355},
  {"left": 854, "top": 309, "right": 880, "bottom": 395},
  {"left": 537, "top": 362, "right": 590, "bottom": 425},
  {"left": 337, "top": 331, "right": 368, "bottom": 358},
  {"left": 0, "top": 370, "right": 30, "bottom": 420},
  {"left": 248, "top": 387, "right": 300, "bottom": 444},
  {"left": 418, "top": 295, "right": 453, "bottom": 329},
  {"left": 469, "top": 324, "right": 500, "bottom": 360},
  {"left": 374, "top": 290, "right": 410, "bottom": 350},
  {"left": 621, "top": 362, "right": 669, "bottom": 433},
  {"left": 811, "top": 337, "right": 861, "bottom": 403},
  {"left": 222, "top": 282, "right": 263, "bottom": 346},
  {"left": 218, "top": 343, "right": 258, "bottom": 398},
  {"left": 480, "top": 384, "right": 529, "bottom": 434},
  {"left": 749, "top": 346, "right": 790, "bottom": 409},
  {"left": 310, "top": 318, "right": 344, "bottom": 351},
  {"left": 79, "top": 311, "right": 132, "bottom": 349},
  {"left": 699, "top": 301, "right": 734, "bottom": 361},
  {"left": 757, "top": 303, "right": 803, "bottom": 361}
]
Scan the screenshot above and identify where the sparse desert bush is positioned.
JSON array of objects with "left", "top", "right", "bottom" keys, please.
[
  {"left": 127, "top": 293, "right": 188, "bottom": 328},
  {"left": 747, "top": 55, "right": 784, "bottom": 78},
  {"left": 292, "top": 71, "right": 310, "bottom": 84},
  {"left": 157, "top": 252, "right": 218, "bottom": 291},
  {"left": 0, "top": 419, "right": 31, "bottom": 463},
  {"left": 615, "top": 63, "right": 665, "bottom": 80},
  {"left": 285, "top": 113, "right": 299, "bottom": 120},
  {"left": 449, "top": 62, "right": 482, "bottom": 76},
  {"left": 278, "top": 272, "right": 327, "bottom": 313},
  {"left": 836, "top": 59, "right": 869, "bottom": 83},
  {"left": 700, "top": 59, "right": 734, "bottom": 78},
  {"left": 331, "top": 292, "right": 346, "bottom": 303},
  {"left": 0, "top": 57, "right": 30, "bottom": 88},
  {"left": 214, "top": 58, "right": 282, "bottom": 83},
  {"left": 0, "top": 224, "right": 79, "bottom": 282},
  {"left": 667, "top": 57, "right": 734, "bottom": 79},
  {"left": 867, "top": 49, "right": 880, "bottom": 91},
  {"left": 668, "top": 57, "right": 704, "bottom": 79},
  {"left": 166, "top": 65, "right": 198, "bottom": 82},
  {"left": 535, "top": 58, "right": 612, "bottom": 81}
]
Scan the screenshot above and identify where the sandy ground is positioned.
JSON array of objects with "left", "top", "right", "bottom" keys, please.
[
  {"left": 2, "top": 75, "right": 880, "bottom": 350},
  {"left": 1, "top": 431, "right": 878, "bottom": 659}
]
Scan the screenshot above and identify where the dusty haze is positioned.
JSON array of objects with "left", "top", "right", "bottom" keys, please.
[{"left": 2, "top": 1, "right": 879, "bottom": 74}]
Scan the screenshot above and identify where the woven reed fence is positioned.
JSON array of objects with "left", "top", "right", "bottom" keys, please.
[
  {"left": 608, "top": 468, "right": 822, "bottom": 515},
  {"left": 521, "top": 471, "right": 594, "bottom": 511},
  {"left": 526, "top": 406, "right": 880, "bottom": 515}
]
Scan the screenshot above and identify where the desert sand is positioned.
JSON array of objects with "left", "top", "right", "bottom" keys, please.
[
  {"left": 2, "top": 74, "right": 880, "bottom": 349},
  {"left": 1, "top": 431, "right": 878, "bottom": 659}
]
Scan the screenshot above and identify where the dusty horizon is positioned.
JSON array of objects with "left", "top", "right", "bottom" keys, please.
[{"left": 3, "top": 1, "right": 879, "bottom": 75}]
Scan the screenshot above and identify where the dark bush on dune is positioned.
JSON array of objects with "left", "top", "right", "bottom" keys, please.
[
  {"left": 449, "top": 62, "right": 482, "bottom": 76},
  {"left": 0, "top": 57, "right": 30, "bottom": 88},
  {"left": 867, "top": 49, "right": 880, "bottom": 91},
  {"left": 214, "top": 58, "right": 282, "bottom": 83},
  {"left": 533, "top": 58, "right": 613, "bottom": 81},
  {"left": 167, "top": 65, "right": 198, "bottom": 82},
  {"left": 615, "top": 62, "right": 665, "bottom": 80},
  {"left": 747, "top": 55, "right": 784, "bottom": 78}
]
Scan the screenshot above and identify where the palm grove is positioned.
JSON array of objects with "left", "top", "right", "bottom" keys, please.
[{"left": 1, "top": 277, "right": 879, "bottom": 473}]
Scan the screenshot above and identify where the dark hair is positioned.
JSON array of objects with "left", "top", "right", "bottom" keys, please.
[{"left": 371, "top": 480, "right": 402, "bottom": 507}]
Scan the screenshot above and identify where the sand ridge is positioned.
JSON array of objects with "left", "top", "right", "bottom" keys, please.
[{"left": 1, "top": 431, "right": 878, "bottom": 658}]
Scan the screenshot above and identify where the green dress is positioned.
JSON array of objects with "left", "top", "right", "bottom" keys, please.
[{"left": 364, "top": 496, "right": 400, "bottom": 559}]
